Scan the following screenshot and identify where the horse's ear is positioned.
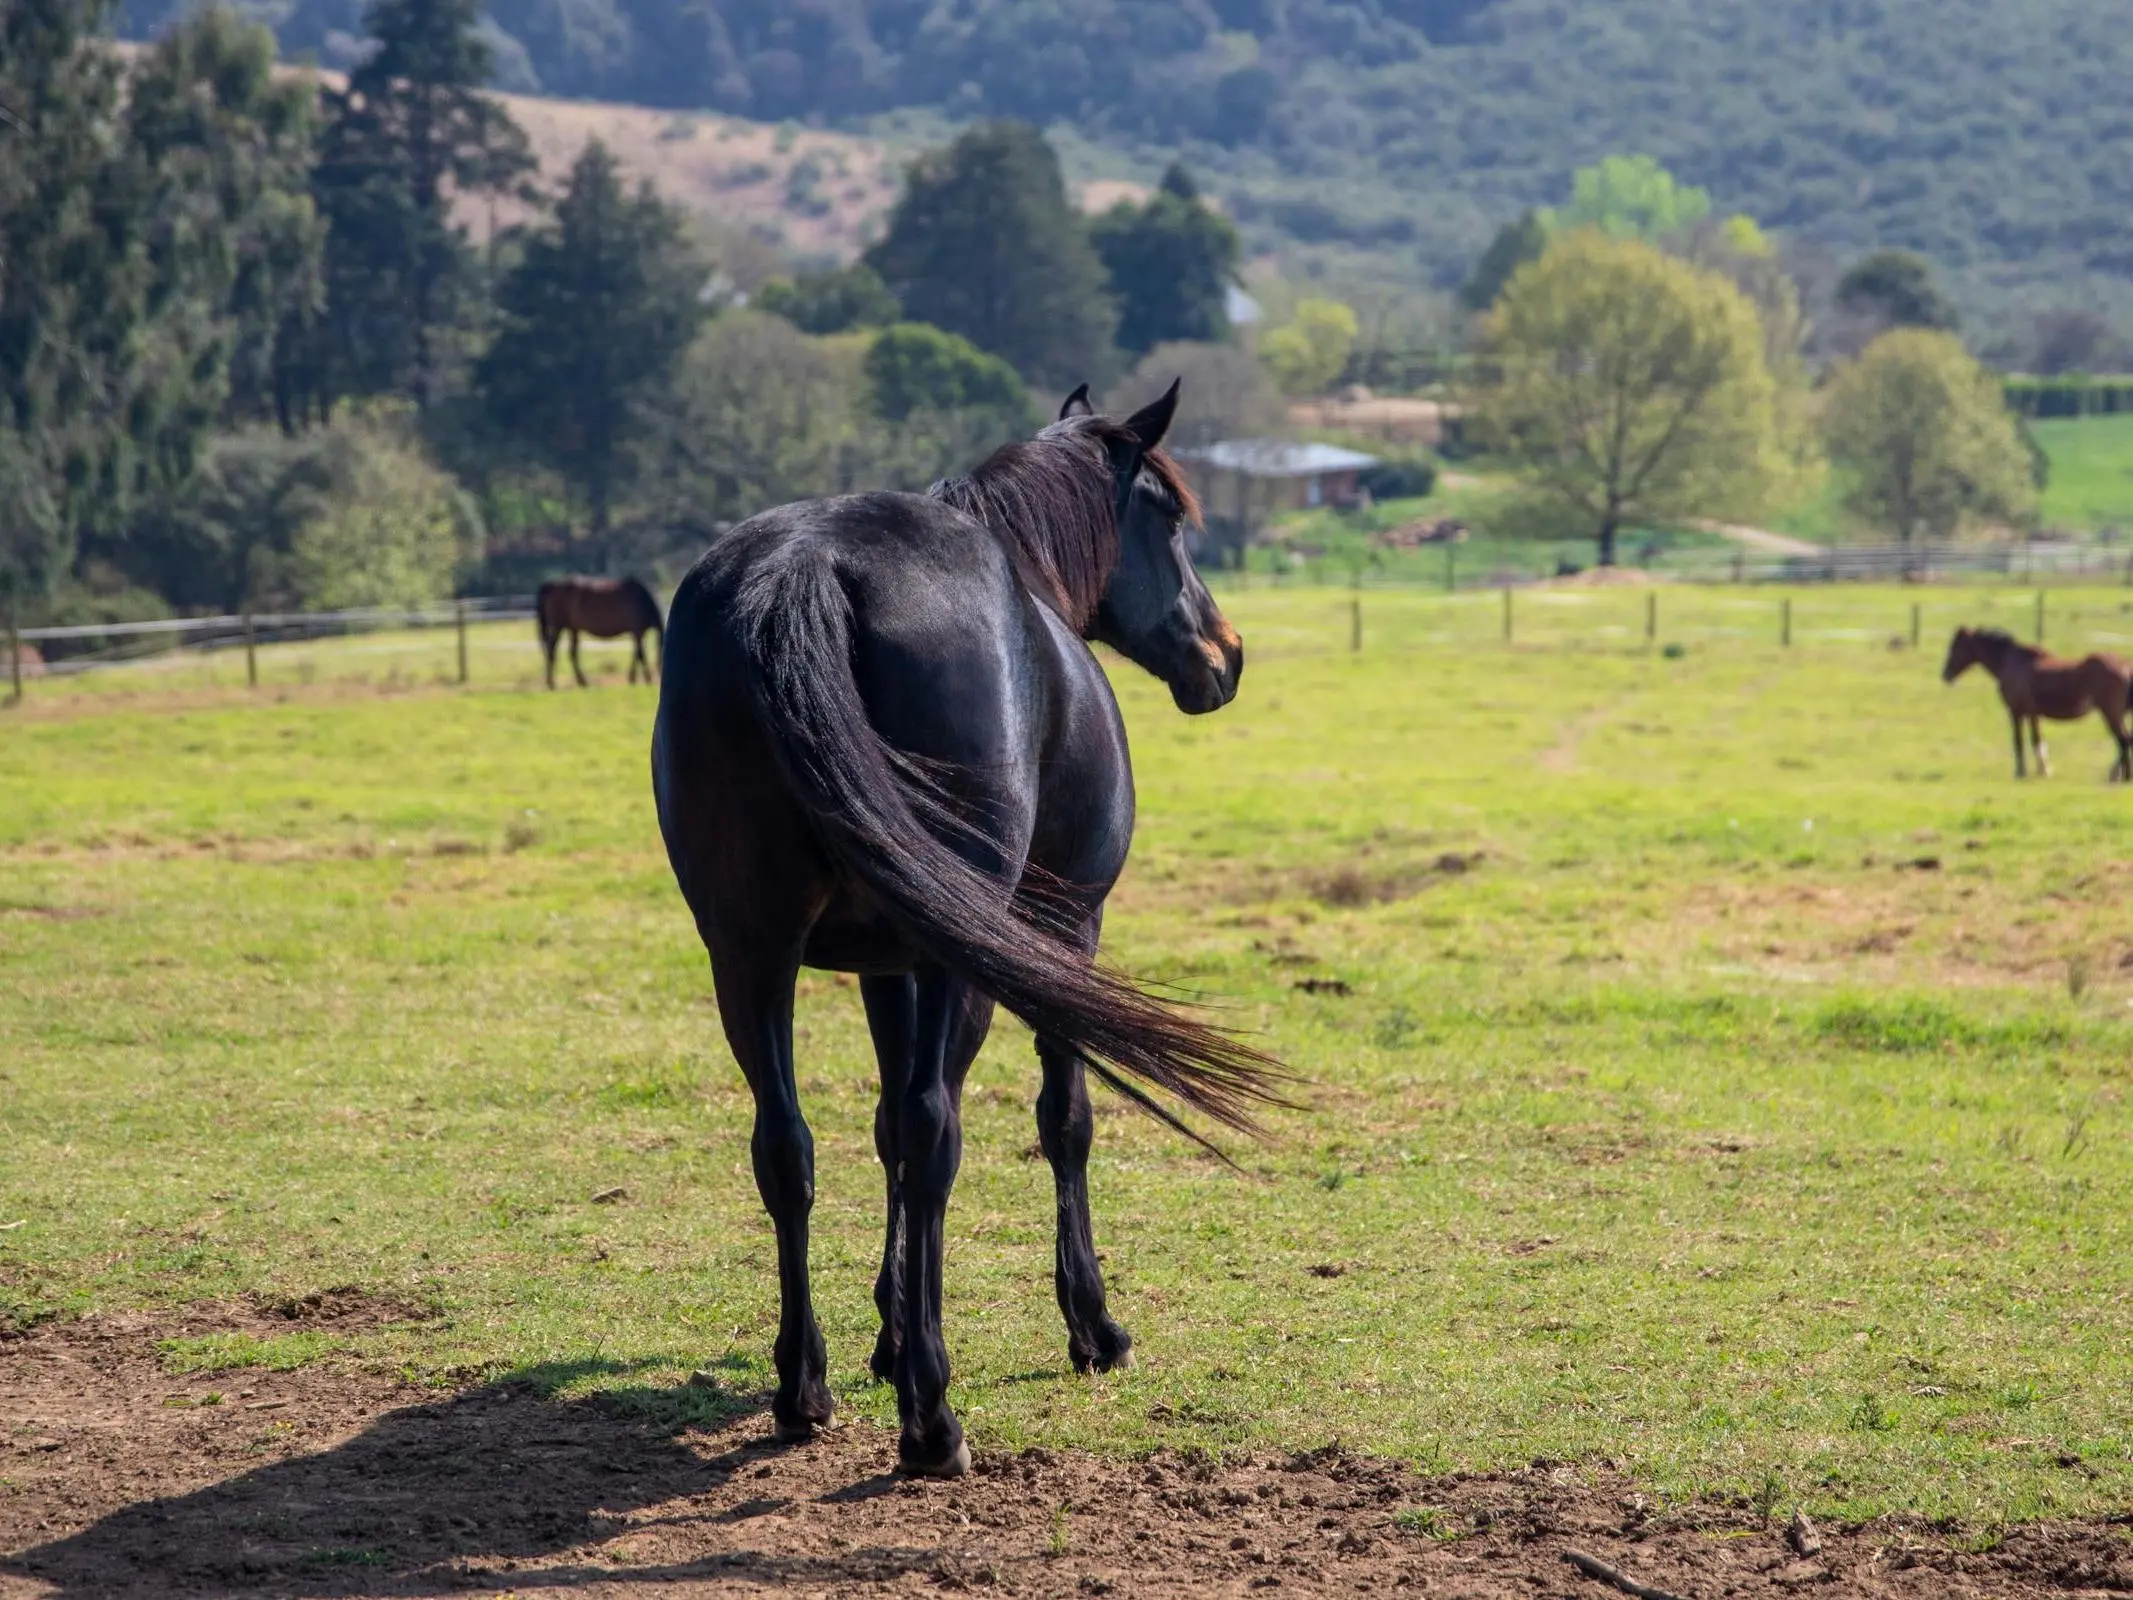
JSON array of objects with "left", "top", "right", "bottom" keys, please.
[
  {"left": 1058, "top": 383, "right": 1093, "bottom": 420},
  {"left": 1124, "top": 379, "right": 1181, "bottom": 450}
]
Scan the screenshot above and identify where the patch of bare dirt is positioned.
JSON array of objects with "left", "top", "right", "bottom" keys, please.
[{"left": 6, "top": 1320, "right": 2133, "bottom": 1598}]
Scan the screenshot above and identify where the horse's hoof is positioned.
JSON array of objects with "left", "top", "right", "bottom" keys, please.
[
  {"left": 898, "top": 1438, "right": 972, "bottom": 1479},
  {"left": 772, "top": 1417, "right": 819, "bottom": 1444},
  {"left": 1099, "top": 1344, "right": 1136, "bottom": 1372}
]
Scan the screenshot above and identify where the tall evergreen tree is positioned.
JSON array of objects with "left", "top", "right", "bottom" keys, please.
[
  {"left": 123, "top": 8, "right": 324, "bottom": 432},
  {"left": 865, "top": 122, "right": 1116, "bottom": 391},
  {"left": 1090, "top": 163, "right": 1239, "bottom": 356},
  {"left": 476, "top": 139, "right": 704, "bottom": 554},
  {"left": 312, "top": 0, "right": 533, "bottom": 408},
  {"left": 2, "top": 0, "right": 315, "bottom": 609}
]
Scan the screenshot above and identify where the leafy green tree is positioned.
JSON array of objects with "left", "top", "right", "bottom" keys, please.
[
  {"left": 1477, "top": 231, "right": 1783, "bottom": 567},
  {"left": 754, "top": 261, "right": 900, "bottom": 335},
  {"left": 1122, "top": 341, "right": 1287, "bottom": 450},
  {"left": 1546, "top": 154, "right": 1712, "bottom": 243},
  {"left": 1459, "top": 211, "right": 1548, "bottom": 312},
  {"left": 1090, "top": 164, "right": 1239, "bottom": 356},
  {"left": 1836, "top": 251, "right": 1961, "bottom": 334},
  {"left": 865, "top": 121, "right": 1117, "bottom": 391},
  {"left": 476, "top": 139, "right": 705, "bottom": 551},
  {"left": 122, "top": 411, "right": 478, "bottom": 610},
  {"left": 311, "top": 0, "right": 534, "bottom": 408},
  {"left": 1821, "top": 328, "right": 2034, "bottom": 549},
  {"left": 864, "top": 324, "right": 1036, "bottom": 428},
  {"left": 1258, "top": 298, "right": 1358, "bottom": 397},
  {"left": 642, "top": 311, "right": 860, "bottom": 536}
]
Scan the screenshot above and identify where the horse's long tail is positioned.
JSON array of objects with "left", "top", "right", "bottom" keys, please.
[{"left": 735, "top": 552, "right": 1288, "bottom": 1145}]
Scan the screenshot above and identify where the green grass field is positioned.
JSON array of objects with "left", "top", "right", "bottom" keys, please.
[
  {"left": 5, "top": 588, "right": 2132, "bottom": 1532},
  {"left": 2034, "top": 415, "right": 2133, "bottom": 536}
]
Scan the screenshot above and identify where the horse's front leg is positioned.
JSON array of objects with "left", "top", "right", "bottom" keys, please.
[
  {"left": 2032, "top": 716, "right": 2051, "bottom": 778},
  {"left": 894, "top": 966, "right": 992, "bottom": 1477},
  {"left": 570, "top": 629, "right": 590, "bottom": 688},
  {"left": 711, "top": 946, "right": 833, "bottom": 1441},
  {"left": 2011, "top": 712, "right": 2027, "bottom": 778},
  {"left": 1036, "top": 1034, "right": 1134, "bottom": 1373},
  {"left": 861, "top": 974, "right": 915, "bottom": 1382}
]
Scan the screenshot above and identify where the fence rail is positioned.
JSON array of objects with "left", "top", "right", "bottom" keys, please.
[
  {"left": 6, "top": 595, "right": 539, "bottom": 695},
  {"left": 1220, "top": 538, "right": 2133, "bottom": 591}
]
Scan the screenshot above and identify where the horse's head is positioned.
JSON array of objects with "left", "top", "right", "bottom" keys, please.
[
  {"left": 1942, "top": 626, "right": 1979, "bottom": 683},
  {"left": 1065, "top": 381, "right": 1242, "bottom": 715}
]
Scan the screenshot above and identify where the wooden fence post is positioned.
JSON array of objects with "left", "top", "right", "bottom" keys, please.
[
  {"left": 1444, "top": 543, "right": 1456, "bottom": 594},
  {"left": 1502, "top": 586, "right": 1513, "bottom": 644},
  {"left": 2035, "top": 589, "right": 2045, "bottom": 644},
  {"left": 1350, "top": 594, "right": 1362, "bottom": 653},
  {"left": 456, "top": 599, "right": 469, "bottom": 684},
  {"left": 244, "top": 613, "right": 257, "bottom": 688},
  {"left": 1910, "top": 601, "right": 1921, "bottom": 650},
  {"left": 5, "top": 592, "right": 20, "bottom": 705},
  {"left": 1781, "top": 596, "right": 1792, "bottom": 648},
  {"left": 1645, "top": 590, "right": 1657, "bottom": 645}
]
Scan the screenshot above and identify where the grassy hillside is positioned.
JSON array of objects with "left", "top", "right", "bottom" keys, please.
[{"left": 126, "top": 0, "right": 2133, "bottom": 323}]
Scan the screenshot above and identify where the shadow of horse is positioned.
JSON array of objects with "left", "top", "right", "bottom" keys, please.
[{"left": 1, "top": 1357, "right": 950, "bottom": 1596}]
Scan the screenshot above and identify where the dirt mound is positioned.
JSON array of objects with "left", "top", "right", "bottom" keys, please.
[{"left": 4, "top": 1316, "right": 2129, "bottom": 1597}]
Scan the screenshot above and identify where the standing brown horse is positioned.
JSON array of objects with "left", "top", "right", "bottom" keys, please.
[
  {"left": 537, "top": 576, "right": 664, "bottom": 688},
  {"left": 1942, "top": 625, "right": 2133, "bottom": 780}
]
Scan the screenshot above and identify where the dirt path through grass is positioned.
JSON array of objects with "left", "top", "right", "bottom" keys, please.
[{"left": 6, "top": 1316, "right": 2130, "bottom": 1598}]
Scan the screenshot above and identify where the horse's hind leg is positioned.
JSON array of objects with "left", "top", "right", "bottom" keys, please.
[
  {"left": 861, "top": 974, "right": 915, "bottom": 1382},
  {"left": 1037, "top": 1034, "right": 1134, "bottom": 1373},
  {"left": 711, "top": 945, "right": 833, "bottom": 1441},
  {"left": 2010, "top": 712, "right": 2027, "bottom": 778},
  {"left": 893, "top": 966, "right": 993, "bottom": 1476},
  {"left": 541, "top": 626, "right": 558, "bottom": 690},
  {"left": 2032, "top": 716, "right": 2051, "bottom": 778},
  {"left": 632, "top": 631, "right": 652, "bottom": 685},
  {"left": 570, "top": 629, "right": 589, "bottom": 688}
]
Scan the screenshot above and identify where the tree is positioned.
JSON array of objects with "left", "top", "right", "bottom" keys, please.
[
  {"left": 1836, "top": 250, "right": 1960, "bottom": 334},
  {"left": 1121, "top": 341, "right": 1287, "bottom": 450},
  {"left": 864, "top": 324, "right": 1036, "bottom": 429},
  {"left": 1546, "top": 154, "right": 1711, "bottom": 243},
  {"left": 754, "top": 261, "right": 900, "bottom": 335},
  {"left": 1821, "top": 328, "right": 2035, "bottom": 552},
  {"left": 865, "top": 121, "right": 1117, "bottom": 391},
  {"left": 121, "top": 8, "right": 325, "bottom": 432},
  {"left": 1258, "top": 298, "right": 1358, "bottom": 397},
  {"left": 1477, "top": 231, "right": 1783, "bottom": 568},
  {"left": 1, "top": 0, "right": 317, "bottom": 613},
  {"left": 1090, "top": 163, "right": 1239, "bottom": 356},
  {"left": 1459, "top": 210, "right": 1548, "bottom": 312},
  {"left": 642, "top": 311, "right": 861, "bottom": 536},
  {"left": 476, "top": 139, "right": 705, "bottom": 554},
  {"left": 311, "top": 0, "right": 534, "bottom": 408}
]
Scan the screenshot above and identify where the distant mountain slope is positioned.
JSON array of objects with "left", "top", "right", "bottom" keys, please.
[{"left": 123, "top": 0, "right": 2133, "bottom": 316}]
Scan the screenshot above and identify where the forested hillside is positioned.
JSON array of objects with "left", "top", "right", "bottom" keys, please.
[{"left": 116, "top": 0, "right": 2133, "bottom": 321}]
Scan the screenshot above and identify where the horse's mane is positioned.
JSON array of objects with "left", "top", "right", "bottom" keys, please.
[{"left": 930, "top": 415, "right": 1200, "bottom": 631}]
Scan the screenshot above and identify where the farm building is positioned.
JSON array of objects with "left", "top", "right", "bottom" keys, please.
[{"left": 1174, "top": 439, "right": 1381, "bottom": 565}]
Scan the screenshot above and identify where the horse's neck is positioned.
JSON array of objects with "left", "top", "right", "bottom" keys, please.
[{"left": 1984, "top": 638, "right": 2040, "bottom": 676}]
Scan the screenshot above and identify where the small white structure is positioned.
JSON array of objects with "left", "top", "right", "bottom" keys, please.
[{"left": 1175, "top": 439, "right": 1380, "bottom": 511}]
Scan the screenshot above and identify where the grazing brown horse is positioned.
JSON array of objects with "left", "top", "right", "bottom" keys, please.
[
  {"left": 537, "top": 576, "right": 663, "bottom": 688},
  {"left": 1942, "top": 626, "right": 2133, "bottom": 780}
]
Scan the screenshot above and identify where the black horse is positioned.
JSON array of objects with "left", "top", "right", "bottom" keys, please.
[{"left": 651, "top": 382, "right": 1283, "bottom": 1478}]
